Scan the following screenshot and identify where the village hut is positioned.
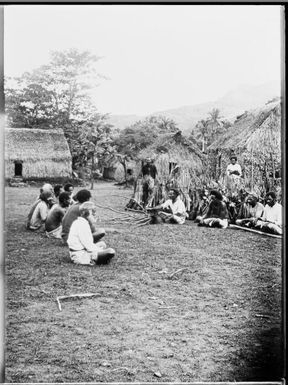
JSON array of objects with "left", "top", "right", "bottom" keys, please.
[
  {"left": 136, "top": 130, "right": 207, "bottom": 210},
  {"left": 207, "top": 99, "right": 282, "bottom": 197},
  {"left": 5, "top": 127, "right": 72, "bottom": 180},
  {"left": 101, "top": 156, "right": 137, "bottom": 183}
]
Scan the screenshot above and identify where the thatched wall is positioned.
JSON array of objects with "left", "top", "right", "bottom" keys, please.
[
  {"left": 207, "top": 100, "right": 282, "bottom": 195},
  {"left": 138, "top": 131, "right": 207, "bottom": 190},
  {"left": 5, "top": 127, "right": 72, "bottom": 179}
]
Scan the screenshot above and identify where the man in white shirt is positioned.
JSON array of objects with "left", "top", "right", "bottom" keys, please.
[
  {"left": 226, "top": 155, "right": 242, "bottom": 195},
  {"left": 67, "top": 202, "right": 115, "bottom": 265},
  {"left": 255, "top": 191, "right": 282, "bottom": 235},
  {"left": 148, "top": 189, "right": 187, "bottom": 224},
  {"left": 226, "top": 156, "right": 242, "bottom": 179}
]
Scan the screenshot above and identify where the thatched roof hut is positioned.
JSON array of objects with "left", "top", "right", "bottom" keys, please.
[
  {"left": 207, "top": 99, "right": 282, "bottom": 195},
  {"left": 102, "top": 158, "right": 137, "bottom": 182},
  {"left": 5, "top": 127, "right": 72, "bottom": 180},
  {"left": 138, "top": 130, "right": 207, "bottom": 191}
]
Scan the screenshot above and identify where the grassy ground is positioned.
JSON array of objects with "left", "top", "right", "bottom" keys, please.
[{"left": 4, "top": 182, "right": 283, "bottom": 382}]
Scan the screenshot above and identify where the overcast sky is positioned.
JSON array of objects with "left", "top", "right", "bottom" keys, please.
[{"left": 4, "top": 5, "right": 283, "bottom": 115}]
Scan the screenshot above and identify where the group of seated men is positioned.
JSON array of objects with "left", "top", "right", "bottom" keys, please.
[
  {"left": 194, "top": 189, "right": 282, "bottom": 235},
  {"left": 144, "top": 186, "right": 282, "bottom": 236},
  {"left": 26, "top": 183, "right": 115, "bottom": 266}
]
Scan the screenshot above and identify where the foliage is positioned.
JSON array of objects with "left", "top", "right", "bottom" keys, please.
[
  {"left": 5, "top": 49, "right": 116, "bottom": 181},
  {"left": 112, "top": 115, "right": 179, "bottom": 184},
  {"left": 6, "top": 49, "right": 102, "bottom": 129},
  {"left": 190, "top": 109, "right": 231, "bottom": 152},
  {"left": 114, "top": 115, "right": 179, "bottom": 160}
]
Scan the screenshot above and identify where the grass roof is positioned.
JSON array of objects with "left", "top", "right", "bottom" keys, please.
[
  {"left": 5, "top": 127, "right": 72, "bottom": 162},
  {"left": 139, "top": 131, "right": 205, "bottom": 165},
  {"left": 208, "top": 100, "right": 281, "bottom": 154}
]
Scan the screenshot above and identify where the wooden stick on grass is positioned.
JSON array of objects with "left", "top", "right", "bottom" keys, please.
[
  {"left": 94, "top": 203, "right": 138, "bottom": 219},
  {"left": 168, "top": 268, "right": 192, "bottom": 279},
  {"left": 135, "top": 219, "right": 151, "bottom": 228},
  {"left": 229, "top": 224, "right": 282, "bottom": 239},
  {"left": 56, "top": 293, "right": 101, "bottom": 311}
]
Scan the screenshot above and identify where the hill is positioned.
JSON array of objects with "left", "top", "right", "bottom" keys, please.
[{"left": 108, "top": 81, "right": 280, "bottom": 134}]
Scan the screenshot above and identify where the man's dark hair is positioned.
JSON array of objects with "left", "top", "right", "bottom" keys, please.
[
  {"left": 170, "top": 188, "right": 180, "bottom": 197},
  {"left": 266, "top": 191, "right": 276, "bottom": 200},
  {"left": 54, "top": 184, "right": 63, "bottom": 197},
  {"left": 210, "top": 190, "right": 223, "bottom": 201},
  {"left": 230, "top": 156, "right": 237, "bottom": 161},
  {"left": 59, "top": 191, "right": 71, "bottom": 205},
  {"left": 64, "top": 183, "right": 74, "bottom": 192},
  {"left": 75, "top": 189, "right": 91, "bottom": 203}
]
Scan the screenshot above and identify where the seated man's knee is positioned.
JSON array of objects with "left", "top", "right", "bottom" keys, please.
[
  {"left": 268, "top": 223, "right": 282, "bottom": 235},
  {"left": 235, "top": 219, "right": 242, "bottom": 225},
  {"left": 93, "top": 228, "right": 106, "bottom": 242},
  {"left": 96, "top": 247, "right": 115, "bottom": 265},
  {"left": 96, "top": 240, "right": 107, "bottom": 249}
]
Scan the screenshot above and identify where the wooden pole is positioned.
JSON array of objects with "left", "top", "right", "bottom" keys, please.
[{"left": 251, "top": 146, "right": 254, "bottom": 191}]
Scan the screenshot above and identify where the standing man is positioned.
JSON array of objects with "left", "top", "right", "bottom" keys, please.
[
  {"left": 141, "top": 158, "right": 158, "bottom": 207},
  {"left": 226, "top": 155, "right": 242, "bottom": 195}
]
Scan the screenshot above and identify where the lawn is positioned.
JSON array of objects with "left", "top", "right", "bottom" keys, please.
[{"left": 4, "top": 182, "right": 283, "bottom": 382}]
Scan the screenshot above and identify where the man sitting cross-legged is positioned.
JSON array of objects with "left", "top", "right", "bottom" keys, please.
[
  {"left": 254, "top": 191, "right": 282, "bottom": 235},
  {"left": 61, "top": 189, "right": 106, "bottom": 245},
  {"left": 26, "top": 190, "right": 55, "bottom": 231},
  {"left": 235, "top": 192, "right": 264, "bottom": 228},
  {"left": 198, "top": 190, "right": 229, "bottom": 228},
  {"left": 45, "top": 192, "right": 71, "bottom": 239},
  {"left": 147, "top": 188, "right": 187, "bottom": 224},
  {"left": 67, "top": 202, "right": 115, "bottom": 265}
]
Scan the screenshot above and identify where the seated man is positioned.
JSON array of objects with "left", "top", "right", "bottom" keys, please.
[
  {"left": 194, "top": 188, "right": 210, "bottom": 222},
  {"left": 67, "top": 202, "right": 115, "bottom": 266},
  {"left": 235, "top": 192, "right": 264, "bottom": 228},
  {"left": 255, "top": 191, "right": 282, "bottom": 235},
  {"left": 198, "top": 190, "right": 229, "bottom": 228},
  {"left": 64, "top": 183, "right": 76, "bottom": 205},
  {"left": 45, "top": 192, "right": 71, "bottom": 239},
  {"left": 26, "top": 191, "right": 55, "bottom": 231},
  {"left": 61, "top": 189, "right": 105, "bottom": 244},
  {"left": 148, "top": 188, "right": 187, "bottom": 224},
  {"left": 53, "top": 184, "right": 64, "bottom": 199}
]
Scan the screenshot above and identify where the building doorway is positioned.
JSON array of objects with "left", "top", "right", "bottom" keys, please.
[{"left": 14, "top": 162, "right": 23, "bottom": 177}]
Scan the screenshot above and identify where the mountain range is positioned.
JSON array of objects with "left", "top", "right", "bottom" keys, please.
[{"left": 107, "top": 81, "right": 280, "bottom": 135}]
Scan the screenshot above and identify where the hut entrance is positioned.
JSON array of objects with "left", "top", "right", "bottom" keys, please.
[{"left": 14, "top": 161, "right": 23, "bottom": 177}]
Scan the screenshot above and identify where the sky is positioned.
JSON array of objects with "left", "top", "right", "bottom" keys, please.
[{"left": 4, "top": 5, "right": 283, "bottom": 116}]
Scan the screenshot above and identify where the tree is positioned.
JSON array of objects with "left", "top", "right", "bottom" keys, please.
[
  {"left": 5, "top": 49, "right": 115, "bottom": 182},
  {"left": 77, "top": 112, "right": 114, "bottom": 189},
  {"left": 6, "top": 49, "right": 102, "bottom": 129},
  {"left": 208, "top": 108, "right": 221, "bottom": 122},
  {"left": 113, "top": 115, "right": 179, "bottom": 184},
  {"left": 191, "top": 109, "right": 231, "bottom": 152}
]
